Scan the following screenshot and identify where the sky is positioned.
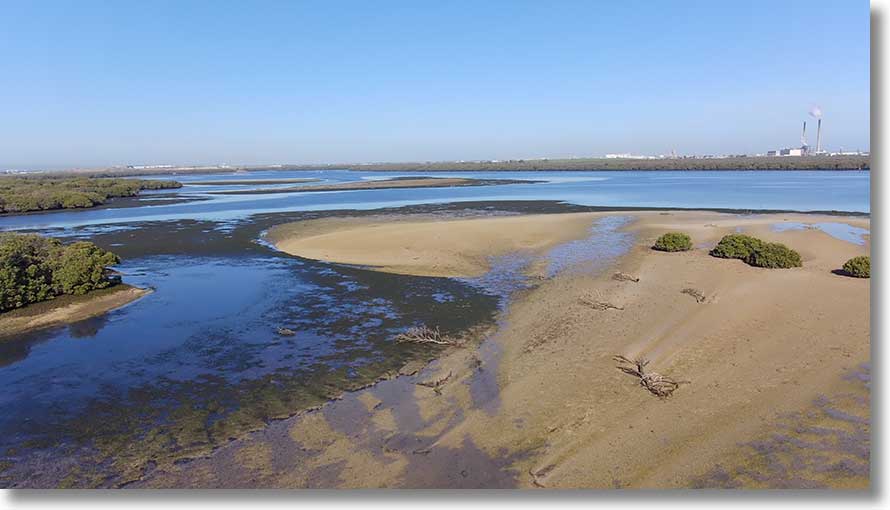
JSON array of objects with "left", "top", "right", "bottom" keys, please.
[{"left": 0, "top": 0, "right": 871, "bottom": 169}]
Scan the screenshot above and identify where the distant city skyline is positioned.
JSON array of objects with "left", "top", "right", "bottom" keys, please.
[{"left": 0, "top": 0, "right": 870, "bottom": 169}]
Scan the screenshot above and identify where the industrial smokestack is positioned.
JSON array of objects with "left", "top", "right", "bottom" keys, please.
[
  {"left": 809, "top": 105, "right": 823, "bottom": 154},
  {"left": 816, "top": 118, "right": 822, "bottom": 153},
  {"left": 801, "top": 121, "right": 807, "bottom": 148}
]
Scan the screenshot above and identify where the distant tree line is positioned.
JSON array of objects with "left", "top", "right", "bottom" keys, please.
[
  {"left": 317, "top": 155, "right": 870, "bottom": 172},
  {"left": 0, "top": 232, "right": 122, "bottom": 312},
  {"left": 0, "top": 176, "right": 181, "bottom": 214}
]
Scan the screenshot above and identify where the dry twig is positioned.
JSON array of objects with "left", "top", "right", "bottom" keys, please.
[
  {"left": 613, "top": 272, "right": 640, "bottom": 283},
  {"left": 613, "top": 355, "right": 685, "bottom": 398},
  {"left": 394, "top": 326, "right": 461, "bottom": 346},
  {"left": 579, "top": 296, "right": 624, "bottom": 310},
  {"left": 681, "top": 287, "right": 706, "bottom": 303},
  {"left": 416, "top": 370, "right": 453, "bottom": 395}
]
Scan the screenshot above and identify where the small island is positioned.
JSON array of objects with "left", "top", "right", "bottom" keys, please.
[
  {"left": 0, "top": 176, "right": 182, "bottom": 214},
  {"left": 208, "top": 176, "right": 537, "bottom": 195},
  {"left": 0, "top": 232, "right": 145, "bottom": 340}
]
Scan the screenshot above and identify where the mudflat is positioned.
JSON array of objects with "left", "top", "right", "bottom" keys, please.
[
  {"left": 210, "top": 177, "right": 533, "bottom": 195},
  {"left": 141, "top": 210, "right": 869, "bottom": 488},
  {"left": 0, "top": 285, "right": 151, "bottom": 341}
]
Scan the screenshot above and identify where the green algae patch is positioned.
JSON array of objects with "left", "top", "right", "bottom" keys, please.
[{"left": 49, "top": 340, "right": 455, "bottom": 487}]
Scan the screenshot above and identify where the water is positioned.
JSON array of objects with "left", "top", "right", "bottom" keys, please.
[
  {"left": 0, "top": 170, "right": 869, "bottom": 231},
  {"left": 773, "top": 222, "right": 870, "bottom": 245},
  {"left": 0, "top": 169, "right": 870, "bottom": 487}
]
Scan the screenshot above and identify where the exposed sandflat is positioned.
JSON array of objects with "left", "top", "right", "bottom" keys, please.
[
  {"left": 187, "top": 178, "right": 319, "bottom": 185},
  {"left": 268, "top": 212, "right": 601, "bottom": 277},
  {"left": 211, "top": 177, "right": 530, "bottom": 195},
  {"left": 143, "top": 211, "right": 870, "bottom": 489}
]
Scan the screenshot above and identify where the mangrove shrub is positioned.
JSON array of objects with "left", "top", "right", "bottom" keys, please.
[
  {"left": 652, "top": 232, "right": 693, "bottom": 252},
  {"left": 0, "top": 176, "right": 181, "bottom": 214},
  {"left": 0, "top": 232, "right": 121, "bottom": 312},
  {"left": 709, "top": 234, "right": 802, "bottom": 269},
  {"left": 842, "top": 256, "right": 870, "bottom": 278}
]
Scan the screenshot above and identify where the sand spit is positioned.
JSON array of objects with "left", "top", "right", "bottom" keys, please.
[
  {"left": 186, "top": 178, "right": 320, "bottom": 186},
  {"left": 210, "top": 177, "right": 533, "bottom": 196},
  {"left": 0, "top": 285, "right": 151, "bottom": 341},
  {"left": 141, "top": 211, "right": 869, "bottom": 489},
  {"left": 268, "top": 212, "right": 602, "bottom": 277}
]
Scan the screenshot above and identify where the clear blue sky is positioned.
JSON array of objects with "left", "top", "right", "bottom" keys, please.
[{"left": 0, "top": 0, "right": 870, "bottom": 169}]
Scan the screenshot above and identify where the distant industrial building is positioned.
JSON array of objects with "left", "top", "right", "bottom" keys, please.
[{"left": 766, "top": 109, "right": 826, "bottom": 157}]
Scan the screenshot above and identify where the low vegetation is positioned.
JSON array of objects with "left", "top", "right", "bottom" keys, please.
[
  {"left": 652, "top": 232, "right": 692, "bottom": 252},
  {"left": 842, "top": 256, "right": 870, "bottom": 278},
  {"left": 0, "top": 232, "right": 121, "bottom": 312},
  {"left": 0, "top": 176, "right": 181, "bottom": 214},
  {"left": 323, "top": 155, "right": 870, "bottom": 172},
  {"left": 709, "top": 234, "right": 763, "bottom": 259},
  {"left": 746, "top": 241, "right": 803, "bottom": 269},
  {"left": 710, "top": 234, "right": 802, "bottom": 269}
]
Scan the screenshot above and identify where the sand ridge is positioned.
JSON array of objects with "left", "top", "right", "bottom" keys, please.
[{"left": 268, "top": 212, "right": 603, "bottom": 277}]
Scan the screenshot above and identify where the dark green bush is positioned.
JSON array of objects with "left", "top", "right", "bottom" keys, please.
[
  {"left": 745, "top": 242, "right": 802, "bottom": 268},
  {"left": 0, "top": 232, "right": 121, "bottom": 311},
  {"left": 51, "top": 241, "right": 121, "bottom": 295},
  {"left": 710, "top": 234, "right": 802, "bottom": 269},
  {"left": 709, "top": 234, "right": 764, "bottom": 259},
  {"left": 842, "top": 256, "right": 870, "bottom": 278},
  {"left": 653, "top": 232, "right": 692, "bottom": 252}
]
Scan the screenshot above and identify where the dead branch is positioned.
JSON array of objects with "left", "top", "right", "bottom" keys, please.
[
  {"left": 529, "top": 464, "right": 556, "bottom": 488},
  {"left": 579, "top": 295, "right": 624, "bottom": 311},
  {"left": 613, "top": 272, "right": 640, "bottom": 283},
  {"left": 681, "top": 287, "right": 706, "bottom": 303},
  {"left": 394, "top": 326, "right": 462, "bottom": 346},
  {"left": 417, "top": 370, "right": 453, "bottom": 395},
  {"left": 612, "top": 355, "right": 685, "bottom": 398}
]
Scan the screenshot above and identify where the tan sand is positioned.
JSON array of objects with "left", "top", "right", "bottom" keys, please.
[
  {"left": 187, "top": 178, "right": 319, "bottom": 185},
  {"left": 211, "top": 177, "right": 528, "bottom": 195},
  {"left": 268, "top": 212, "right": 601, "bottom": 277},
  {"left": 142, "top": 211, "right": 869, "bottom": 489},
  {"left": 0, "top": 285, "right": 151, "bottom": 340}
]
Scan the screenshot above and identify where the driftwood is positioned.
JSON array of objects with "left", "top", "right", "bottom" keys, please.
[
  {"left": 613, "top": 355, "right": 685, "bottom": 398},
  {"left": 613, "top": 272, "right": 640, "bottom": 283},
  {"left": 416, "top": 370, "right": 453, "bottom": 395},
  {"left": 276, "top": 327, "right": 296, "bottom": 336},
  {"left": 681, "top": 287, "right": 706, "bottom": 303},
  {"left": 394, "top": 326, "right": 461, "bottom": 346},
  {"left": 578, "top": 296, "right": 624, "bottom": 311},
  {"left": 529, "top": 464, "right": 556, "bottom": 488}
]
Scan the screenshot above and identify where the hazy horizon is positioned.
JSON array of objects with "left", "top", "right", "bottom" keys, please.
[{"left": 1, "top": 0, "right": 870, "bottom": 169}]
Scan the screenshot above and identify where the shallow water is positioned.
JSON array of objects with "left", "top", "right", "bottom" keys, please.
[
  {"left": 772, "top": 222, "right": 870, "bottom": 245},
  {"left": 0, "top": 170, "right": 869, "bottom": 231}
]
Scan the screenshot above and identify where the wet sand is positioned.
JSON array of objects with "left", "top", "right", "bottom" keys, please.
[
  {"left": 210, "top": 177, "right": 535, "bottom": 195},
  {"left": 186, "top": 178, "right": 319, "bottom": 186},
  {"left": 0, "top": 285, "right": 151, "bottom": 341},
  {"left": 136, "top": 210, "right": 869, "bottom": 488}
]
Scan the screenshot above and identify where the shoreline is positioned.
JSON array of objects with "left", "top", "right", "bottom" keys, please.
[
  {"left": 207, "top": 177, "right": 538, "bottom": 195},
  {"left": 134, "top": 209, "right": 869, "bottom": 488},
  {"left": 29, "top": 156, "right": 870, "bottom": 177},
  {"left": 0, "top": 285, "right": 152, "bottom": 341}
]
